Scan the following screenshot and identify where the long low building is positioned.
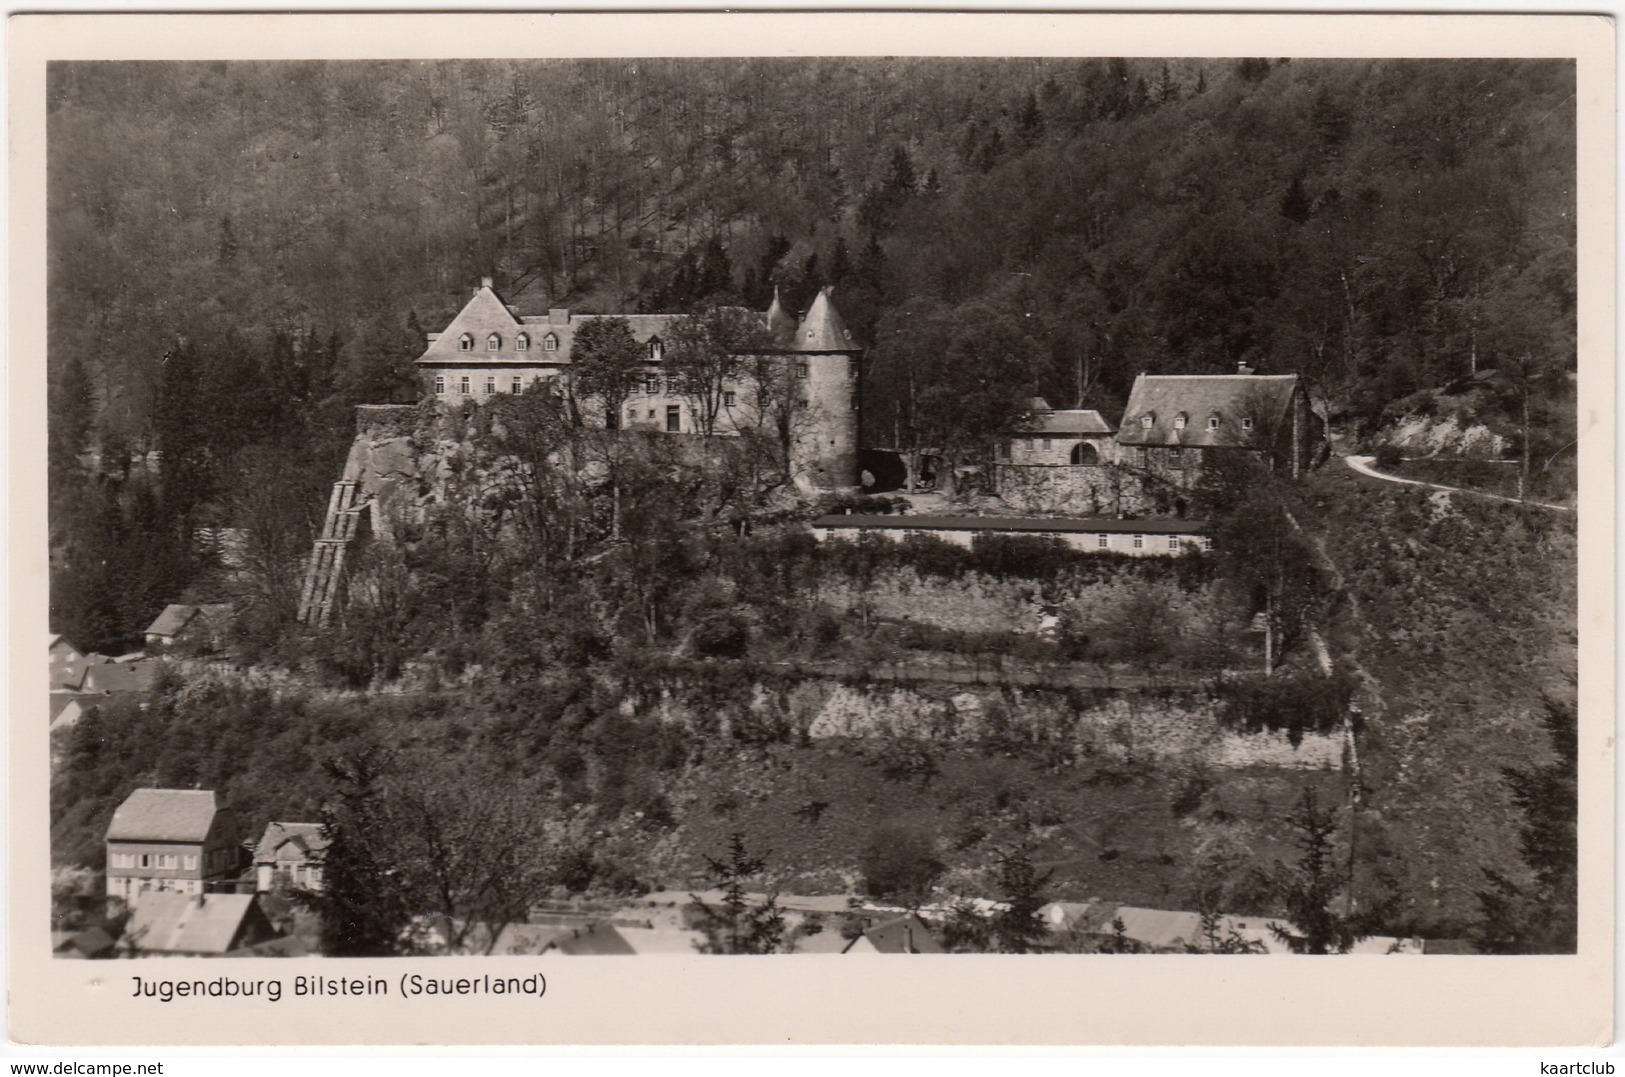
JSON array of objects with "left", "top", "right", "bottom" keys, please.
[{"left": 809, "top": 513, "right": 1211, "bottom": 556}]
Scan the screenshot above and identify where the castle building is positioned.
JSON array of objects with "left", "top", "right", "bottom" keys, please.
[
  {"left": 413, "top": 279, "right": 862, "bottom": 488},
  {"left": 1115, "top": 368, "right": 1318, "bottom": 482}
]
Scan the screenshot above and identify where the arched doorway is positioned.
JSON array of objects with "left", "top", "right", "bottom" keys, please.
[{"left": 1070, "top": 442, "right": 1100, "bottom": 466}]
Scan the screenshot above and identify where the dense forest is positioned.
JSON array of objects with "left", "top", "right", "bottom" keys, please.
[{"left": 46, "top": 57, "right": 1579, "bottom": 952}]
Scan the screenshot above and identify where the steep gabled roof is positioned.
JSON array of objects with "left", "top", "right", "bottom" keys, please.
[
  {"left": 416, "top": 283, "right": 526, "bottom": 363},
  {"left": 792, "top": 288, "right": 862, "bottom": 353},
  {"left": 1116, "top": 374, "right": 1298, "bottom": 448},
  {"left": 862, "top": 913, "right": 944, "bottom": 954},
  {"left": 253, "top": 821, "right": 329, "bottom": 864},
  {"left": 107, "top": 788, "right": 223, "bottom": 843}
]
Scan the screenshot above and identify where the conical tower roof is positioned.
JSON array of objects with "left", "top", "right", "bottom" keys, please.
[
  {"left": 792, "top": 287, "right": 862, "bottom": 353},
  {"left": 765, "top": 286, "right": 798, "bottom": 348}
]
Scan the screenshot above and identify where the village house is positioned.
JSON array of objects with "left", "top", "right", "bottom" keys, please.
[
  {"left": 253, "top": 821, "right": 328, "bottom": 893},
  {"left": 143, "top": 603, "right": 233, "bottom": 652},
  {"left": 413, "top": 278, "right": 863, "bottom": 489},
  {"left": 121, "top": 892, "right": 280, "bottom": 956},
  {"left": 105, "top": 788, "right": 242, "bottom": 905}
]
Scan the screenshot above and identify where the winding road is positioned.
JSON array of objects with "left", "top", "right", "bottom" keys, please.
[{"left": 1343, "top": 454, "right": 1574, "bottom": 513}]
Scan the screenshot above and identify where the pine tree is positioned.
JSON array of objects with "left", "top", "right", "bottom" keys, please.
[
  {"left": 689, "top": 832, "right": 784, "bottom": 954},
  {"left": 1268, "top": 788, "right": 1378, "bottom": 954},
  {"left": 988, "top": 843, "right": 1053, "bottom": 953}
]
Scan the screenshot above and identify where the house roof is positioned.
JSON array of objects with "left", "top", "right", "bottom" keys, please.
[
  {"left": 417, "top": 281, "right": 862, "bottom": 368},
  {"left": 49, "top": 692, "right": 91, "bottom": 727},
  {"left": 765, "top": 287, "right": 798, "bottom": 346},
  {"left": 253, "top": 821, "right": 329, "bottom": 864},
  {"left": 125, "top": 893, "right": 267, "bottom": 954},
  {"left": 547, "top": 923, "right": 636, "bottom": 956},
  {"left": 1016, "top": 409, "right": 1114, "bottom": 436},
  {"left": 49, "top": 634, "right": 82, "bottom": 658},
  {"left": 791, "top": 928, "right": 857, "bottom": 954},
  {"left": 1116, "top": 373, "right": 1298, "bottom": 448},
  {"left": 615, "top": 926, "right": 708, "bottom": 955},
  {"left": 81, "top": 660, "right": 158, "bottom": 695},
  {"left": 812, "top": 514, "right": 1208, "bottom": 536},
  {"left": 145, "top": 604, "right": 199, "bottom": 638},
  {"left": 792, "top": 288, "right": 862, "bottom": 353},
  {"left": 862, "top": 914, "right": 944, "bottom": 954},
  {"left": 53, "top": 926, "right": 116, "bottom": 958},
  {"left": 107, "top": 788, "right": 224, "bottom": 843}
]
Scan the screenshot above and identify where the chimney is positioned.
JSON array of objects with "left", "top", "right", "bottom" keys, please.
[
  {"left": 1237, "top": 362, "right": 1255, "bottom": 375},
  {"left": 549, "top": 309, "right": 569, "bottom": 325},
  {"left": 481, "top": 276, "right": 494, "bottom": 290}
]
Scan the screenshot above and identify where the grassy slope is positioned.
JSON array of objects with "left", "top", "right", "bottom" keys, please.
[{"left": 1298, "top": 463, "right": 1576, "bottom": 935}]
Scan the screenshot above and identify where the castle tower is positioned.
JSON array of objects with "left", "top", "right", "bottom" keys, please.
[{"left": 788, "top": 287, "right": 862, "bottom": 489}]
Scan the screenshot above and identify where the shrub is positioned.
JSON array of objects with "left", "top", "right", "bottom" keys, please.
[
  {"left": 858, "top": 822, "right": 945, "bottom": 907},
  {"left": 1372, "top": 444, "right": 1404, "bottom": 471},
  {"left": 691, "top": 612, "right": 749, "bottom": 658}
]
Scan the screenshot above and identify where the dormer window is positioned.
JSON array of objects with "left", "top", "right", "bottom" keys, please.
[
  {"left": 1174, "top": 413, "right": 1188, "bottom": 430},
  {"left": 1140, "top": 414, "right": 1154, "bottom": 429},
  {"left": 486, "top": 333, "right": 501, "bottom": 350},
  {"left": 516, "top": 333, "right": 530, "bottom": 351},
  {"left": 543, "top": 333, "right": 559, "bottom": 352},
  {"left": 1207, "top": 416, "right": 1220, "bottom": 431},
  {"left": 1241, "top": 417, "right": 1255, "bottom": 431},
  {"left": 458, "top": 333, "right": 473, "bottom": 351},
  {"left": 649, "top": 339, "right": 664, "bottom": 360}
]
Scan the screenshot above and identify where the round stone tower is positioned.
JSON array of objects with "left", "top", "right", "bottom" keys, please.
[{"left": 786, "top": 287, "right": 862, "bottom": 490}]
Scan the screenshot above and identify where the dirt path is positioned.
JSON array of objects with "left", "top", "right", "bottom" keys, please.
[{"left": 1343, "top": 454, "right": 1573, "bottom": 513}]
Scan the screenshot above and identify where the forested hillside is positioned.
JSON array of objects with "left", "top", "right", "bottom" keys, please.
[{"left": 50, "top": 57, "right": 1574, "bottom": 447}]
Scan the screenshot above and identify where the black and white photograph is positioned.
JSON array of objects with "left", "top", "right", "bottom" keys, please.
[{"left": 9, "top": 10, "right": 1614, "bottom": 1049}]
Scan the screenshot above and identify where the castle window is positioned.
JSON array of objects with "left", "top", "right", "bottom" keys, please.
[
  {"left": 645, "top": 375, "right": 660, "bottom": 394},
  {"left": 665, "top": 376, "right": 679, "bottom": 394},
  {"left": 797, "top": 363, "right": 809, "bottom": 378},
  {"left": 434, "top": 376, "right": 445, "bottom": 395},
  {"left": 458, "top": 334, "right": 473, "bottom": 351},
  {"left": 544, "top": 333, "right": 559, "bottom": 352},
  {"left": 1241, "top": 417, "right": 1254, "bottom": 431},
  {"left": 1174, "top": 414, "right": 1188, "bottom": 430},
  {"left": 1097, "top": 534, "right": 1109, "bottom": 549},
  {"left": 487, "top": 333, "right": 501, "bottom": 350},
  {"left": 1203, "top": 536, "right": 1215, "bottom": 552},
  {"left": 1042, "top": 438, "right": 1052, "bottom": 451},
  {"left": 459, "top": 377, "right": 470, "bottom": 395},
  {"left": 484, "top": 377, "right": 495, "bottom": 395},
  {"left": 650, "top": 339, "right": 664, "bottom": 360},
  {"left": 140, "top": 854, "right": 151, "bottom": 868},
  {"left": 1207, "top": 416, "right": 1220, "bottom": 430},
  {"left": 724, "top": 391, "right": 737, "bottom": 408},
  {"left": 184, "top": 855, "right": 197, "bottom": 870},
  {"left": 1168, "top": 536, "right": 1181, "bottom": 551},
  {"left": 1132, "top": 535, "right": 1144, "bottom": 550},
  {"left": 1023, "top": 438, "right": 1034, "bottom": 451},
  {"left": 512, "top": 376, "right": 522, "bottom": 394},
  {"left": 666, "top": 405, "right": 681, "bottom": 432},
  {"left": 1135, "top": 447, "right": 1148, "bottom": 466},
  {"left": 1000, "top": 443, "right": 1011, "bottom": 461},
  {"left": 1140, "top": 414, "right": 1154, "bottom": 429},
  {"left": 647, "top": 410, "right": 656, "bottom": 420},
  {"left": 516, "top": 334, "right": 530, "bottom": 351},
  {"left": 1170, "top": 448, "right": 1183, "bottom": 470}
]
